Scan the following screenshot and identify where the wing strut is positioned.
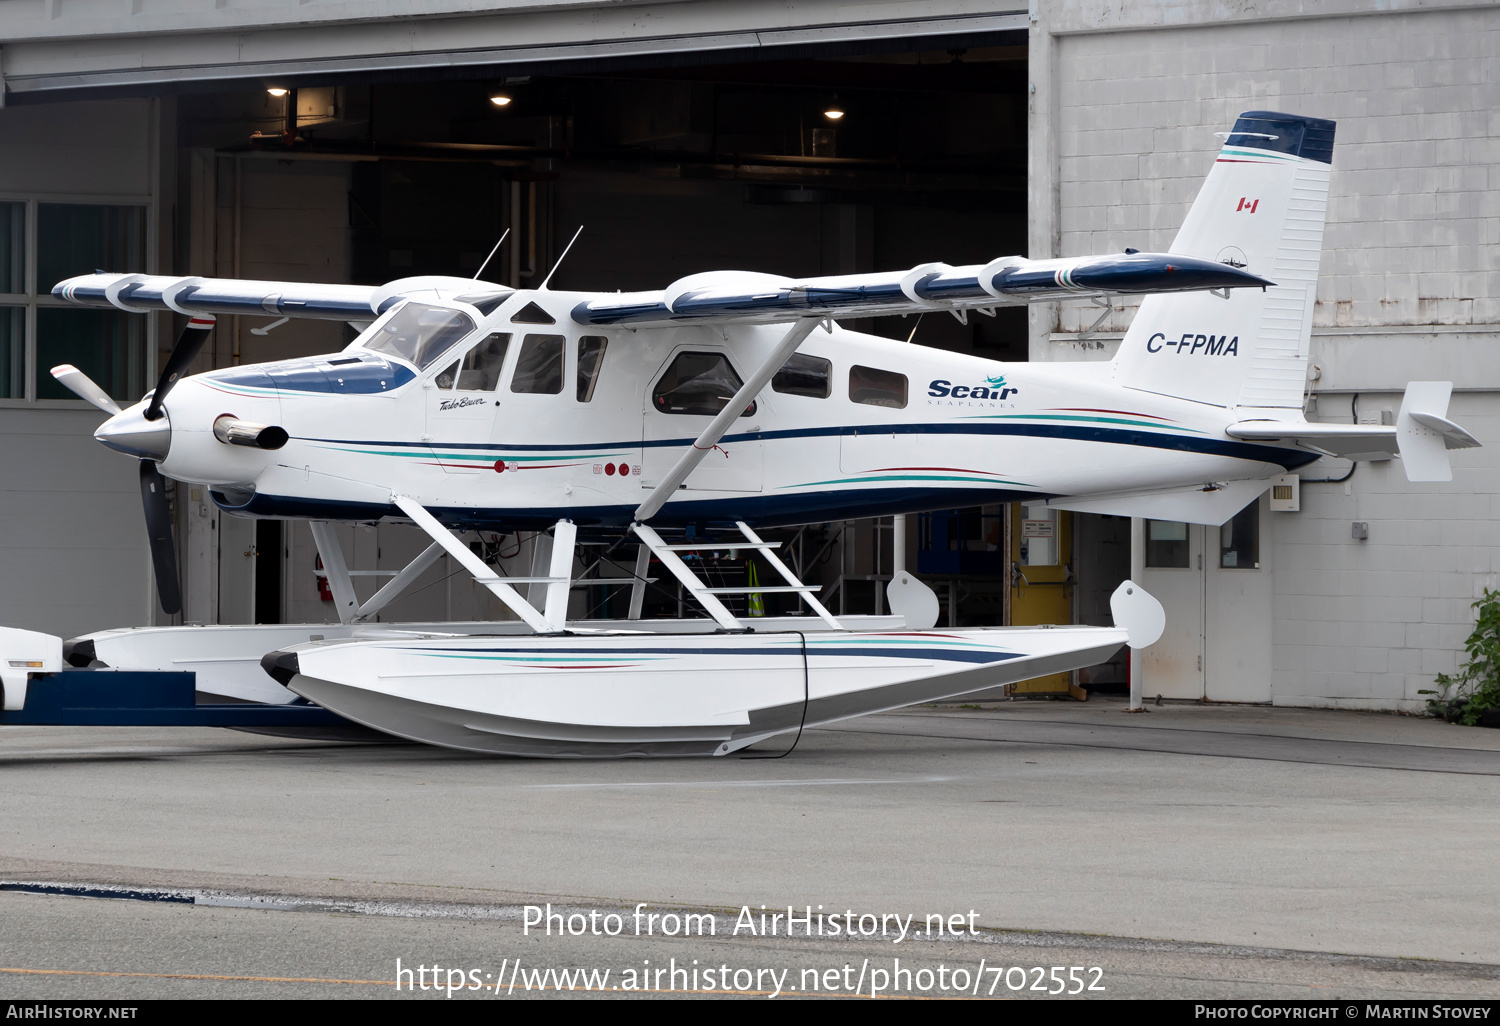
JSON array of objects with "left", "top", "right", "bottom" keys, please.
[{"left": 635, "top": 317, "right": 819, "bottom": 523}]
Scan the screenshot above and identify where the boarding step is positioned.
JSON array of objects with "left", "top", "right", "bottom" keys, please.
[
  {"left": 656, "top": 541, "right": 781, "bottom": 551},
  {"left": 700, "top": 586, "right": 818, "bottom": 595}
]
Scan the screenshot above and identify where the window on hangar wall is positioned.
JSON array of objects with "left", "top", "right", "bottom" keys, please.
[{"left": 0, "top": 201, "right": 149, "bottom": 404}]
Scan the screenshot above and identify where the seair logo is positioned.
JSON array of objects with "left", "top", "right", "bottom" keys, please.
[
  {"left": 1146, "top": 332, "right": 1239, "bottom": 356},
  {"left": 928, "top": 375, "right": 1019, "bottom": 400}
]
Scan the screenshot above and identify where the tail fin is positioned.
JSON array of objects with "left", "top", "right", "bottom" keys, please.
[{"left": 1110, "top": 111, "right": 1335, "bottom": 409}]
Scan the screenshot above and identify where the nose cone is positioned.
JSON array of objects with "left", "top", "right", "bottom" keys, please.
[{"left": 95, "top": 406, "right": 171, "bottom": 461}]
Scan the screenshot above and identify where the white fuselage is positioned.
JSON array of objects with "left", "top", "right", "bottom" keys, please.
[{"left": 142, "top": 288, "right": 1310, "bottom": 532}]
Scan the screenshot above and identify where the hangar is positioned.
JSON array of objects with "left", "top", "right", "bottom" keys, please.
[{"left": 0, "top": 0, "right": 1494, "bottom": 712}]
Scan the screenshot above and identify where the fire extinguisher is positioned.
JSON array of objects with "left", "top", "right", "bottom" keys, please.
[{"left": 315, "top": 554, "right": 334, "bottom": 602}]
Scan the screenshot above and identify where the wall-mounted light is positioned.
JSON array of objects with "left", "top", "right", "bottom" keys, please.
[
  {"left": 823, "top": 96, "right": 845, "bottom": 120},
  {"left": 489, "top": 93, "right": 513, "bottom": 107},
  {"left": 267, "top": 87, "right": 289, "bottom": 98}
]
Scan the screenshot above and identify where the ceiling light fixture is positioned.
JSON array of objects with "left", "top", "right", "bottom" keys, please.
[
  {"left": 823, "top": 97, "right": 845, "bottom": 120},
  {"left": 267, "top": 87, "right": 289, "bottom": 97},
  {"left": 489, "top": 93, "right": 513, "bottom": 107}
]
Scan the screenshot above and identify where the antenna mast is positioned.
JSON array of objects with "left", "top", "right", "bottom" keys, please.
[{"left": 538, "top": 226, "right": 584, "bottom": 291}]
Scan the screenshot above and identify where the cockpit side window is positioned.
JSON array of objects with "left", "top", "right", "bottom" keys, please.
[
  {"left": 511, "top": 334, "right": 565, "bottom": 395},
  {"left": 652, "top": 351, "right": 756, "bottom": 417},
  {"left": 363, "top": 302, "right": 476, "bottom": 370},
  {"left": 577, "top": 336, "right": 607, "bottom": 402},
  {"left": 456, "top": 333, "right": 511, "bottom": 391}
]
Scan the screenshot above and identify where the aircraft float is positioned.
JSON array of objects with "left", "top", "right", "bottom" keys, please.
[{"left": 0, "top": 111, "right": 1478, "bottom": 756}]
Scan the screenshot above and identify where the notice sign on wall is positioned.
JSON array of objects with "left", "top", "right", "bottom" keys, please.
[{"left": 1021, "top": 519, "right": 1056, "bottom": 539}]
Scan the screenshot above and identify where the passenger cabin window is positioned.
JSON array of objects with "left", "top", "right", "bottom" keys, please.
[
  {"left": 652, "top": 351, "right": 756, "bottom": 417},
  {"left": 772, "top": 353, "right": 831, "bottom": 398},
  {"left": 364, "top": 302, "right": 476, "bottom": 370},
  {"left": 849, "top": 365, "right": 907, "bottom": 409},
  {"left": 435, "top": 332, "right": 510, "bottom": 391},
  {"left": 577, "top": 336, "right": 607, "bottom": 402},
  {"left": 511, "top": 334, "right": 564, "bottom": 394}
]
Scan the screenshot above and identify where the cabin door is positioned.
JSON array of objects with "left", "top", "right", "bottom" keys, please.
[
  {"left": 641, "top": 348, "right": 763, "bottom": 494},
  {"left": 425, "top": 331, "right": 508, "bottom": 473}
]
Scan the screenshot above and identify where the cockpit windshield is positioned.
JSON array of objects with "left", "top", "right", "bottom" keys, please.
[{"left": 362, "top": 302, "right": 476, "bottom": 370}]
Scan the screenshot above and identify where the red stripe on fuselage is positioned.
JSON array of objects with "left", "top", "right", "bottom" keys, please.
[{"left": 1048, "top": 407, "right": 1175, "bottom": 421}]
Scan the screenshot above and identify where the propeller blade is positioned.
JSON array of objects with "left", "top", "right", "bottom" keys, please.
[
  {"left": 139, "top": 460, "right": 182, "bottom": 615},
  {"left": 50, "top": 364, "right": 122, "bottom": 415},
  {"left": 143, "top": 315, "right": 216, "bottom": 422}
]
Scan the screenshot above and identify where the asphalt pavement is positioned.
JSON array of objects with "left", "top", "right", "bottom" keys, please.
[{"left": 1, "top": 697, "right": 1497, "bottom": 999}]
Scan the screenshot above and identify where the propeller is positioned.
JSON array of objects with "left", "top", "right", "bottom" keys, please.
[
  {"left": 50, "top": 364, "right": 122, "bottom": 415},
  {"left": 48, "top": 315, "right": 217, "bottom": 616},
  {"left": 138, "top": 460, "right": 182, "bottom": 615},
  {"left": 144, "top": 314, "right": 216, "bottom": 421}
]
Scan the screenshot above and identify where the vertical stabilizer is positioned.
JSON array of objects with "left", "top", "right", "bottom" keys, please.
[{"left": 1111, "top": 112, "right": 1335, "bottom": 409}]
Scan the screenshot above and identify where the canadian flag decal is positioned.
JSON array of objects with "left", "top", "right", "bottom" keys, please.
[{"left": 1236, "top": 197, "right": 1260, "bottom": 213}]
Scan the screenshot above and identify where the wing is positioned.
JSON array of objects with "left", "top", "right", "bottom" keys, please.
[
  {"left": 54, "top": 253, "right": 1268, "bottom": 330},
  {"left": 571, "top": 252, "right": 1274, "bottom": 327}
]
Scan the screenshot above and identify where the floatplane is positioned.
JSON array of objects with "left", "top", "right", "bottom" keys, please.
[{"left": 0, "top": 110, "right": 1478, "bottom": 756}]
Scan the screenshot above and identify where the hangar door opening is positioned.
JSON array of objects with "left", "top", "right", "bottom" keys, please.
[{"left": 173, "top": 33, "right": 1032, "bottom": 626}]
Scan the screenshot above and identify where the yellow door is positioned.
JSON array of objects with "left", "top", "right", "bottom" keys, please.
[{"left": 1008, "top": 505, "right": 1076, "bottom": 694}]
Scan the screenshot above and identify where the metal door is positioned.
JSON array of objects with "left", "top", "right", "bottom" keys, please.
[{"left": 1009, "top": 505, "right": 1076, "bottom": 694}]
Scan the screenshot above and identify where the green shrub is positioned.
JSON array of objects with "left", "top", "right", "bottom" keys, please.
[{"left": 1422, "top": 589, "right": 1500, "bottom": 725}]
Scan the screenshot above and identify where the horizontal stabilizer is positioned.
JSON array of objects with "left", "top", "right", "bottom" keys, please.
[
  {"left": 1229, "top": 382, "right": 1479, "bottom": 483},
  {"left": 1407, "top": 412, "right": 1480, "bottom": 450},
  {"left": 1043, "top": 478, "right": 1269, "bottom": 526},
  {"left": 1226, "top": 420, "right": 1400, "bottom": 462}
]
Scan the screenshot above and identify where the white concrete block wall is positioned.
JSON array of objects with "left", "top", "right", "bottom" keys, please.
[
  {"left": 1050, "top": 6, "right": 1500, "bottom": 337},
  {"left": 0, "top": 408, "right": 151, "bottom": 638},
  {"left": 1269, "top": 391, "right": 1498, "bottom": 710}
]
